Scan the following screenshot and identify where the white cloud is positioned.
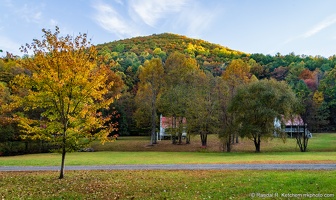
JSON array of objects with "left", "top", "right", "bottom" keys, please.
[
  {"left": 13, "top": 3, "right": 44, "bottom": 24},
  {"left": 177, "top": 4, "right": 219, "bottom": 38},
  {"left": 49, "top": 19, "right": 58, "bottom": 27},
  {"left": 2, "top": 0, "right": 13, "bottom": 7},
  {"left": 114, "top": 0, "right": 123, "bottom": 5},
  {"left": 280, "top": 14, "right": 336, "bottom": 54},
  {"left": 0, "top": 35, "right": 22, "bottom": 55},
  {"left": 303, "top": 14, "right": 336, "bottom": 38},
  {"left": 1, "top": 1, "right": 45, "bottom": 24},
  {"left": 92, "top": 2, "right": 140, "bottom": 37},
  {"left": 129, "top": 0, "right": 188, "bottom": 27},
  {"left": 91, "top": 0, "right": 222, "bottom": 40}
]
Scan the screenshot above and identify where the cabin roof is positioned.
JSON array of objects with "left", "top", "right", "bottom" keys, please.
[
  {"left": 285, "top": 116, "right": 304, "bottom": 126},
  {"left": 161, "top": 116, "right": 187, "bottom": 129}
]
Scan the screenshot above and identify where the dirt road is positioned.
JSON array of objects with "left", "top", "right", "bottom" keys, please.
[{"left": 1, "top": 164, "right": 335, "bottom": 171}]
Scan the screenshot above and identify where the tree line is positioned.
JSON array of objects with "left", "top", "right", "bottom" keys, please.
[
  {"left": 97, "top": 33, "right": 336, "bottom": 135},
  {"left": 135, "top": 53, "right": 301, "bottom": 153}
]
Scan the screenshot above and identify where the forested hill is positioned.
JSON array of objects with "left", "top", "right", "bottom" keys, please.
[
  {"left": 96, "top": 33, "right": 247, "bottom": 76},
  {"left": 96, "top": 33, "right": 336, "bottom": 78},
  {"left": 94, "top": 33, "right": 336, "bottom": 133},
  {"left": 96, "top": 32, "right": 246, "bottom": 59}
]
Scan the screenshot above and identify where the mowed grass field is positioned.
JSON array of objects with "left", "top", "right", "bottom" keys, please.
[
  {"left": 1, "top": 151, "right": 336, "bottom": 166},
  {"left": 0, "top": 133, "right": 335, "bottom": 199},
  {"left": 1, "top": 133, "right": 336, "bottom": 166},
  {"left": 0, "top": 170, "right": 335, "bottom": 200}
]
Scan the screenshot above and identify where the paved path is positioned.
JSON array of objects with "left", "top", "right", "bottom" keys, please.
[{"left": 0, "top": 164, "right": 335, "bottom": 171}]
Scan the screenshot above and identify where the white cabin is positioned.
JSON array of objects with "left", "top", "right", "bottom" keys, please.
[
  {"left": 274, "top": 116, "right": 312, "bottom": 138},
  {"left": 158, "top": 115, "right": 187, "bottom": 140}
]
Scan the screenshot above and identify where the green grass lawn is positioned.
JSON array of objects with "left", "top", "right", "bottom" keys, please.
[
  {"left": 1, "top": 151, "right": 336, "bottom": 166},
  {"left": 308, "top": 133, "right": 336, "bottom": 150},
  {"left": 0, "top": 170, "right": 335, "bottom": 199},
  {"left": 1, "top": 133, "right": 335, "bottom": 166}
]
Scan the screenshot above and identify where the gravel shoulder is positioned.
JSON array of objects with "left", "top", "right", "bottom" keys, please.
[{"left": 1, "top": 164, "right": 335, "bottom": 171}]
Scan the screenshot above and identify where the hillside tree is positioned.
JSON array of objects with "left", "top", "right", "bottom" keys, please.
[
  {"left": 221, "top": 59, "right": 254, "bottom": 151},
  {"left": 186, "top": 72, "right": 218, "bottom": 147},
  {"left": 159, "top": 52, "right": 198, "bottom": 144},
  {"left": 213, "top": 77, "right": 231, "bottom": 151},
  {"left": 135, "top": 58, "right": 164, "bottom": 145},
  {"left": 320, "top": 67, "right": 336, "bottom": 129},
  {"left": 229, "top": 79, "right": 298, "bottom": 152}
]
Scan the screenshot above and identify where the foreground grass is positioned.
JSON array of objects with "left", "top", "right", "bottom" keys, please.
[
  {"left": 0, "top": 170, "right": 335, "bottom": 199},
  {"left": 1, "top": 151, "right": 336, "bottom": 166}
]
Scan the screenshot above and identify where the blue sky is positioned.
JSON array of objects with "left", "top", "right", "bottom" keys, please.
[{"left": 1, "top": 0, "right": 336, "bottom": 58}]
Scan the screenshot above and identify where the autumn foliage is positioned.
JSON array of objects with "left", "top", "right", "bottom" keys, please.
[
  {"left": 1, "top": 29, "right": 336, "bottom": 159},
  {"left": 11, "top": 27, "right": 123, "bottom": 178}
]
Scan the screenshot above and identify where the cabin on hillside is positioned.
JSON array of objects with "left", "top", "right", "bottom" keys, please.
[
  {"left": 274, "top": 116, "right": 312, "bottom": 138},
  {"left": 158, "top": 115, "right": 187, "bottom": 140}
]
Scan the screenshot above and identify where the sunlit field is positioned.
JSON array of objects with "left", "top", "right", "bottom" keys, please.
[
  {"left": 1, "top": 133, "right": 335, "bottom": 166},
  {"left": 1, "top": 170, "right": 335, "bottom": 200},
  {"left": 1, "top": 151, "right": 336, "bottom": 166}
]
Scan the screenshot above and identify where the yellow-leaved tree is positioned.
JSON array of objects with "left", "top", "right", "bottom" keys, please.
[
  {"left": 221, "top": 59, "right": 255, "bottom": 151},
  {"left": 13, "top": 27, "right": 123, "bottom": 179},
  {"left": 135, "top": 58, "right": 164, "bottom": 145}
]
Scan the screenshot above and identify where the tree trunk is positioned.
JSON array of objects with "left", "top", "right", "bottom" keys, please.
[
  {"left": 178, "top": 117, "right": 183, "bottom": 144},
  {"left": 150, "top": 118, "right": 156, "bottom": 145},
  {"left": 59, "top": 123, "right": 67, "bottom": 179},
  {"left": 296, "top": 132, "right": 309, "bottom": 152},
  {"left": 254, "top": 135, "right": 261, "bottom": 153},
  {"left": 171, "top": 117, "right": 177, "bottom": 144},
  {"left": 296, "top": 134, "right": 303, "bottom": 152},
  {"left": 150, "top": 96, "right": 157, "bottom": 145},
  {"left": 59, "top": 133, "right": 66, "bottom": 179},
  {"left": 186, "top": 134, "right": 190, "bottom": 144},
  {"left": 226, "top": 134, "right": 231, "bottom": 152},
  {"left": 303, "top": 125, "right": 309, "bottom": 152},
  {"left": 178, "top": 133, "right": 182, "bottom": 144},
  {"left": 303, "top": 137, "right": 308, "bottom": 152},
  {"left": 200, "top": 133, "right": 207, "bottom": 147},
  {"left": 172, "top": 136, "right": 176, "bottom": 144},
  {"left": 297, "top": 125, "right": 309, "bottom": 152}
]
